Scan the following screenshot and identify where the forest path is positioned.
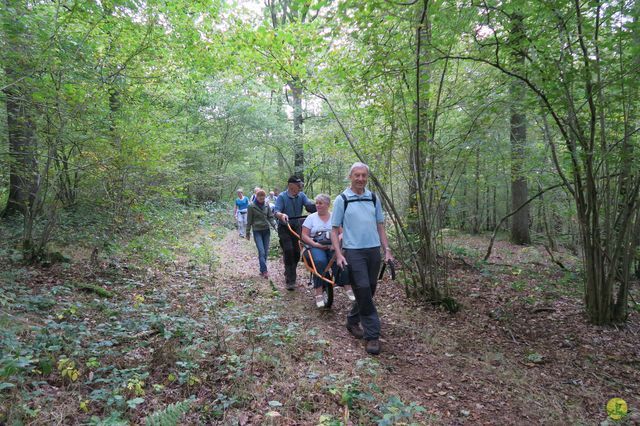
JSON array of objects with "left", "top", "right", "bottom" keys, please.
[
  {"left": 206, "top": 231, "right": 639, "bottom": 424},
  {"left": 206, "top": 231, "right": 560, "bottom": 424}
]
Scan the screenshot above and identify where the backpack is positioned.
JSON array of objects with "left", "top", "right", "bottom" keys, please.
[{"left": 340, "top": 192, "right": 377, "bottom": 213}]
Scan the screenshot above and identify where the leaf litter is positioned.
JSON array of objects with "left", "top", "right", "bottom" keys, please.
[{"left": 1, "top": 229, "right": 638, "bottom": 425}]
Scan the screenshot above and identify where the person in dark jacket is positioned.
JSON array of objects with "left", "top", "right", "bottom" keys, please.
[
  {"left": 246, "top": 189, "right": 277, "bottom": 279},
  {"left": 273, "top": 176, "right": 317, "bottom": 290}
]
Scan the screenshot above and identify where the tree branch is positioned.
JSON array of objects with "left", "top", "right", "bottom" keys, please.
[{"left": 484, "top": 182, "right": 567, "bottom": 261}]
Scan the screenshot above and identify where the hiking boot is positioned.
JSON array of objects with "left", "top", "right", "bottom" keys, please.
[
  {"left": 315, "top": 295, "right": 325, "bottom": 308},
  {"left": 286, "top": 282, "right": 296, "bottom": 291},
  {"left": 261, "top": 271, "right": 269, "bottom": 279},
  {"left": 346, "top": 323, "right": 364, "bottom": 340},
  {"left": 365, "top": 339, "right": 381, "bottom": 355}
]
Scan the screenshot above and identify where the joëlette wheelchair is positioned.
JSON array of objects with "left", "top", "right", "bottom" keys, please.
[
  {"left": 285, "top": 220, "right": 395, "bottom": 309},
  {"left": 285, "top": 223, "right": 343, "bottom": 309}
]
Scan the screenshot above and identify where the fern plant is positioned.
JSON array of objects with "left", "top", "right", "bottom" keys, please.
[{"left": 144, "top": 398, "right": 192, "bottom": 426}]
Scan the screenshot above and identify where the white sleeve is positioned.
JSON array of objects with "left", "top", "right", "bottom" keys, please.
[{"left": 302, "top": 214, "right": 315, "bottom": 230}]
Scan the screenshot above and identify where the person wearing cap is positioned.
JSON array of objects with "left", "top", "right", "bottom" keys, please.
[
  {"left": 331, "top": 162, "right": 394, "bottom": 355},
  {"left": 234, "top": 189, "right": 250, "bottom": 238},
  {"left": 273, "top": 176, "right": 317, "bottom": 290}
]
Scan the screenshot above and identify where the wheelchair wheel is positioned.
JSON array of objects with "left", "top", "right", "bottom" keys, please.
[{"left": 321, "top": 279, "right": 334, "bottom": 309}]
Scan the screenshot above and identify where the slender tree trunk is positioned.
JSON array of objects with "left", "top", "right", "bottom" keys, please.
[
  {"left": 407, "top": 149, "right": 419, "bottom": 233},
  {"left": 485, "top": 184, "right": 490, "bottom": 231},
  {"left": 492, "top": 185, "right": 497, "bottom": 230},
  {"left": 505, "top": 170, "right": 510, "bottom": 230},
  {"left": 460, "top": 180, "right": 467, "bottom": 230},
  {"left": 632, "top": 6, "right": 640, "bottom": 281},
  {"left": 472, "top": 144, "right": 480, "bottom": 234},
  {"left": 414, "top": 0, "right": 441, "bottom": 302},
  {"left": 540, "top": 192, "right": 557, "bottom": 251},
  {"left": 276, "top": 89, "right": 285, "bottom": 171},
  {"left": 290, "top": 79, "right": 304, "bottom": 177},
  {"left": 509, "top": 14, "right": 531, "bottom": 244},
  {"left": 634, "top": 212, "right": 640, "bottom": 279}
]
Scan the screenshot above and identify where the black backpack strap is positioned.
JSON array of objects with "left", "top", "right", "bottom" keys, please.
[
  {"left": 341, "top": 192, "right": 377, "bottom": 213},
  {"left": 340, "top": 193, "right": 349, "bottom": 212}
]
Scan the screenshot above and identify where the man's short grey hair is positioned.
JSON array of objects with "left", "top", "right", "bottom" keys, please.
[
  {"left": 348, "top": 162, "right": 370, "bottom": 177},
  {"left": 315, "top": 194, "right": 331, "bottom": 205}
]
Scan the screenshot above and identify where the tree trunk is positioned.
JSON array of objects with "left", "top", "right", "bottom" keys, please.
[
  {"left": 509, "top": 14, "right": 531, "bottom": 245},
  {"left": 472, "top": 144, "right": 480, "bottom": 234},
  {"left": 1, "top": 0, "right": 39, "bottom": 217},
  {"left": 413, "top": 0, "right": 441, "bottom": 302},
  {"left": 485, "top": 184, "right": 490, "bottom": 231},
  {"left": 634, "top": 212, "right": 640, "bottom": 279},
  {"left": 492, "top": 185, "right": 497, "bottom": 230},
  {"left": 460, "top": 178, "right": 467, "bottom": 230},
  {"left": 2, "top": 84, "right": 38, "bottom": 217},
  {"left": 266, "top": 0, "right": 308, "bottom": 178},
  {"left": 290, "top": 78, "right": 304, "bottom": 177}
]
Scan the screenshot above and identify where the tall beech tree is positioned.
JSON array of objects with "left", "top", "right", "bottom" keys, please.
[
  {"left": 1, "top": 0, "right": 38, "bottom": 218},
  {"left": 264, "top": 0, "right": 322, "bottom": 178},
  {"left": 508, "top": 13, "right": 530, "bottom": 245}
]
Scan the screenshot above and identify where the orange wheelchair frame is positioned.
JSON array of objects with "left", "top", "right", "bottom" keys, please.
[{"left": 286, "top": 222, "right": 339, "bottom": 309}]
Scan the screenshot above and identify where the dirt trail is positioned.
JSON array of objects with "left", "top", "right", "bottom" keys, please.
[{"left": 210, "top": 230, "right": 639, "bottom": 425}]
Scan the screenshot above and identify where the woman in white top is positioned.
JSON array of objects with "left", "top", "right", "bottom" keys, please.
[{"left": 302, "top": 194, "right": 355, "bottom": 307}]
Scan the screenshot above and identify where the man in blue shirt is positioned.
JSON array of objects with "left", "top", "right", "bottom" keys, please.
[
  {"left": 273, "top": 176, "right": 317, "bottom": 290},
  {"left": 331, "top": 162, "right": 394, "bottom": 355}
]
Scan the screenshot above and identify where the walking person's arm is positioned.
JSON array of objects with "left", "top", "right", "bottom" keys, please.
[
  {"left": 302, "top": 193, "right": 317, "bottom": 213},
  {"left": 331, "top": 227, "right": 346, "bottom": 268},
  {"left": 246, "top": 207, "right": 252, "bottom": 240},
  {"left": 377, "top": 223, "right": 393, "bottom": 262},
  {"left": 267, "top": 205, "right": 277, "bottom": 229},
  {"left": 274, "top": 194, "right": 288, "bottom": 223},
  {"left": 331, "top": 194, "right": 347, "bottom": 268}
]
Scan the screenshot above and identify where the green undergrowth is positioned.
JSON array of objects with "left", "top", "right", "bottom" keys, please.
[
  {"left": 0, "top": 271, "right": 427, "bottom": 424},
  {"left": 0, "top": 202, "right": 426, "bottom": 425}
]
